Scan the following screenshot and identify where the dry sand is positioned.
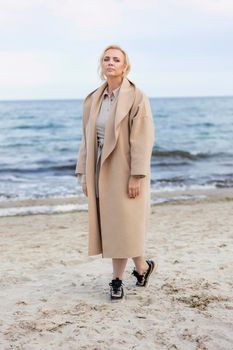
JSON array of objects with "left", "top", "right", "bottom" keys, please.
[{"left": 0, "top": 188, "right": 233, "bottom": 349}]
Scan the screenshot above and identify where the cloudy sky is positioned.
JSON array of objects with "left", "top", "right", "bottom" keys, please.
[{"left": 0, "top": 0, "right": 233, "bottom": 99}]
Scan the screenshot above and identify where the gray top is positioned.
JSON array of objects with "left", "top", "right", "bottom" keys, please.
[{"left": 96, "top": 85, "right": 120, "bottom": 142}]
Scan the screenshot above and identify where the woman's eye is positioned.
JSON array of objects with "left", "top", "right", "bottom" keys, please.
[{"left": 103, "top": 58, "right": 120, "bottom": 62}]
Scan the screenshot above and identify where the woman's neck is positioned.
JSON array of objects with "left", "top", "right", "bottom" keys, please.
[{"left": 107, "top": 77, "right": 123, "bottom": 96}]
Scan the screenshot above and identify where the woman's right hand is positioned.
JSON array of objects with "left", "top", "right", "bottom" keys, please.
[{"left": 82, "top": 184, "right": 88, "bottom": 197}]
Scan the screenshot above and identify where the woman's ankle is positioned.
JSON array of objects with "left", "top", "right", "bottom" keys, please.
[
  {"left": 113, "top": 275, "right": 123, "bottom": 280},
  {"left": 136, "top": 261, "right": 149, "bottom": 275}
]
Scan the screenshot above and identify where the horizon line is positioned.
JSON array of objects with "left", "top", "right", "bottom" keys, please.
[{"left": 1, "top": 94, "right": 233, "bottom": 102}]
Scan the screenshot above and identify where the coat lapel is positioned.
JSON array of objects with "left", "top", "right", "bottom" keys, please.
[
  {"left": 85, "top": 81, "right": 107, "bottom": 171},
  {"left": 88, "top": 81, "right": 108, "bottom": 128},
  {"left": 100, "top": 77, "right": 135, "bottom": 166}
]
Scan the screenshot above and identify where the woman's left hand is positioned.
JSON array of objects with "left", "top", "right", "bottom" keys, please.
[{"left": 128, "top": 176, "right": 142, "bottom": 198}]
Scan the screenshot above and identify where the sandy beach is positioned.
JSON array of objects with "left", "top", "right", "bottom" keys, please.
[{"left": 0, "top": 187, "right": 233, "bottom": 350}]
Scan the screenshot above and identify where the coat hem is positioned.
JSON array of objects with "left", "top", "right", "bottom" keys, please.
[{"left": 88, "top": 252, "right": 145, "bottom": 259}]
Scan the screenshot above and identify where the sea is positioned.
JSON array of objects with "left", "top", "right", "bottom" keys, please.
[{"left": 0, "top": 96, "right": 233, "bottom": 216}]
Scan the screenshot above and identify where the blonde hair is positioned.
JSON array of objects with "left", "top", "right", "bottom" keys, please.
[{"left": 98, "top": 44, "right": 131, "bottom": 81}]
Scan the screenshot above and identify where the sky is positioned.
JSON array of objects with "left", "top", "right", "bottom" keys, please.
[{"left": 0, "top": 0, "right": 233, "bottom": 100}]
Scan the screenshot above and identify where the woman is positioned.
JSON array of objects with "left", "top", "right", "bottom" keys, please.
[{"left": 75, "top": 44, "right": 156, "bottom": 301}]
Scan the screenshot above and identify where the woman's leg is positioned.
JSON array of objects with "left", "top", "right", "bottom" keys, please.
[
  {"left": 132, "top": 256, "right": 149, "bottom": 275},
  {"left": 131, "top": 257, "right": 156, "bottom": 287},
  {"left": 112, "top": 258, "right": 128, "bottom": 280}
]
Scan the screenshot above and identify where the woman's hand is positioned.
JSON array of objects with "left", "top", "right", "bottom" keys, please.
[
  {"left": 82, "top": 184, "right": 88, "bottom": 197},
  {"left": 128, "top": 176, "right": 142, "bottom": 198}
]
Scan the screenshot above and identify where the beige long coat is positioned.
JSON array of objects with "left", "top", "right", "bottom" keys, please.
[{"left": 75, "top": 77, "right": 155, "bottom": 258}]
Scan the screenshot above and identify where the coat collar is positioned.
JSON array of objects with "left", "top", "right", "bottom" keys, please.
[
  {"left": 89, "top": 76, "right": 136, "bottom": 126},
  {"left": 85, "top": 77, "right": 136, "bottom": 167},
  {"left": 103, "top": 85, "right": 121, "bottom": 99}
]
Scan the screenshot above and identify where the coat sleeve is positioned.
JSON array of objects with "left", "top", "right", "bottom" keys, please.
[
  {"left": 76, "top": 173, "right": 86, "bottom": 185},
  {"left": 75, "top": 92, "right": 95, "bottom": 179},
  {"left": 75, "top": 134, "right": 86, "bottom": 176},
  {"left": 129, "top": 94, "right": 155, "bottom": 176},
  {"left": 75, "top": 100, "right": 88, "bottom": 176}
]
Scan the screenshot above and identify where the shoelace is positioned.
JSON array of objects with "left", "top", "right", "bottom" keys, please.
[
  {"left": 131, "top": 269, "right": 146, "bottom": 284},
  {"left": 109, "top": 280, "right": 124, "bottom": 293}
]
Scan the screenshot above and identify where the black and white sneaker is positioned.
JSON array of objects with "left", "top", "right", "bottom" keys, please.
[
  {"left": 132, "top": 259, "right": 157, "bottom": 287},
  {"left": 109, "top": 278, "right": 124, "bottom": 301}
]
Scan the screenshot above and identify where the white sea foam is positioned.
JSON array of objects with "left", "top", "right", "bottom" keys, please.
[
  {"left": 0, "top": 203, "right": 88, "bottom": 217},
  {"left": 151, "top": 194, "right": 206, "bottom": 205},
  {"left": 0, "top": 193, "right": 207, "bottom": 217},
  {"left": 150, "top": 184, "right": 216, "bottom": 193}
]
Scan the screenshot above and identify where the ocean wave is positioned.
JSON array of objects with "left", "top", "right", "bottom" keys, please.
[
  {"left": 183, "top": 122, "right": 215, "bottom": 127},
  {"left": 155, "top": 161, "right": 190, "bottom": 167},
  {"left": 0, "top": 203, "right": 88, "bottom": 217},
  {"left": 151, "top": 177, "right": 233, "bottom": 190},
  {"left": 206, "top": 179, "right": 233, "bottom": 188},
  {"left": 1, "top": 150, "right": 232, "bottom": 176},
  {"left": 12, "top": 123, "right": 64, "bottom": 130},
  {"left": 0, "top": 164, "right": 75, "bottom": 174},
  {"left": 152, "top": 149, "right": 231, "bottom": 160},
  {"left": 150, "top": 184, "right": 216, "bottom": 192},
  {"left": 151, "top": 194, "right": 206, "bottom": 204},
  {"left": 0, "top": 194, "right": 208, "bottom": 217},
  {"left": 152, "top": 176, "right": 187, "bottom": 184}
]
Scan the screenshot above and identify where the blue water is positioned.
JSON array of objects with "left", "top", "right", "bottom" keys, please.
[{"left": 0, "top": 96, "right": 233, "bottom": 201}]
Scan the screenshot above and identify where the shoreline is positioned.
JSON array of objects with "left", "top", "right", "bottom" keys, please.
[{"left": 0, "top": 187, "right": 233, "bottom": 217}]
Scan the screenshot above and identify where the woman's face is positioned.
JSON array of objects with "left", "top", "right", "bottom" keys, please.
[{"left": 102, "top": 49, "right": 126, "bottom": 79}]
